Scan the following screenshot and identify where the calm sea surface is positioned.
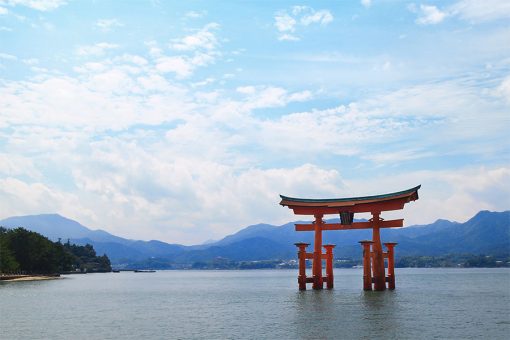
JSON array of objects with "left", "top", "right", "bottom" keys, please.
[{"left": 1, "top": 268, "right": 509, "bottom": 339}]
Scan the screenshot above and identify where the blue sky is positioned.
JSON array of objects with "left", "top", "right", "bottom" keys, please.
[{"left": 1, "top": 0, "right": 509, "bottom": 244}]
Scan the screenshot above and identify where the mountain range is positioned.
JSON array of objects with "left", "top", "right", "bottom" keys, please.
[{"left": 1, "top": 210, "right": 509, "bottom": 266}]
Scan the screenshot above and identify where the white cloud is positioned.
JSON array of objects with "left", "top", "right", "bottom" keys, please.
[
  {"left": 22, "top": 57, "right": 38, "bottom": 65},
  {"left": 192, "top": 77, "right": 215, "bottom": 87},
  {"left": 73, "top": 61, "right": 108, "bottom": 73},
  {"left": 145, "top": 23, "right": 222, "bottom": 78},
  {"left": 0, "top": 52, "right": 17, "bottom": 60},
  {"left": 146, "top": 40, "right": 163, "bottom": 57},
  {"left": 274, "top": 6, "right": 333, "bottom": 41},
  {"left": 291, "top": 6, "right": 307, "bottom": 16},
  {"left": 363, "top": 149, "right": 435, "bottom": 165},
  {"left": 66, "top": 150, "right": 349, "bottom": 243},
  {"left": 235, "top": 86, "right": 314, "bottom": 111},
  {"left": 236, "top": 85, "right": 256, "bottom": 95},
  {"left": 3, "top": 116, "right": 342, "bottom": 243},
  {"left": 116, "top": 54, "right": 148, "bottom": 66},
  {"left": 288, "top": 90, "right": 312, "bottom": 102},
  {"left": 3, "top": 0, "right": 67, "bottom": 11},
  {"left": 75, "top": 42, "right": 119, "bottom": 56},
  {"left": 496, "top": 75, "right": 510, "bottom": 103},
  {"left": 95, "top": 18, "right": 123, "bottom": 31},
  {"left": 185, "top": 10, "right": 205, "bottom": 19},
  {"left": 0, "top": 6, "right": 8, "bottom": 14},
  {"left": 0, "top": 67, "right": 333, "bottom": 241},
  {"left": 348, "top": 166, "right": 510, "bottom": 226},
  {"left": 300, "top": 10, "right": 333, "bottom": 26},
  {"left": 278, "top": 33, "right": 300, "bottom": 41},
  {"left": 155, "top": 56, "right": 193, "bottom": 78},
  {"left": 361, "top": 0, "right": 372, "bottom": 8},
  {"left": 0, "top": 177, "right": 94, "bottom": 223},
  {"left": 253, "top": 77, "right": 509, "bottom": 162},
  {"left": 415, "top": 4, "right": 447, "bottom": 25},
  {"left": 0, "top": 153, "right": 41, "bottom": 178},
  {"left": 170, "top": 23, "right": 219, "bottom": 51},
  {"left": 450, "top": 0, "right": 510, "bottom": 23},
  {"left": 0, "top": 66, "right": 192, "bottom": 131},
  {"left": 2, "top": 59, "right": 506, "bottom": 157},
  {"left": 274, "top": 12, "right": 296, "bottom": 32},
  {"left": 411, "top": 0, "right": 510, "bottom": 25},
  {"left": 29, "top": 66, "right": 47, "bottom": 73},
  {"left": 246, "top": 86, "right": 288, "bottom": 108},
  {"left": 190, "top": 51, "right": 215, "bottom": 66}
]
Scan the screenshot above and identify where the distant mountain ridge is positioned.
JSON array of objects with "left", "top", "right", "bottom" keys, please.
[
  {"left": 0, "top": 214, "right": 130, "bottom": 244},
  {"left": 0, "top": 213, "right": 186, "bottom": 261},
  {"left": 1, "top": 211, "right": 509, "bottom": 266}
]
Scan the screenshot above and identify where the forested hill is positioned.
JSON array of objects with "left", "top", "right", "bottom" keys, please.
[{"left": 0, "top": 227, "right": 111, "bottom": 274}]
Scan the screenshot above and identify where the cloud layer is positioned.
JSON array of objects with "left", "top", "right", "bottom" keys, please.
[{"left": 274, "top": 6, "right": 333, "bottom": 41}]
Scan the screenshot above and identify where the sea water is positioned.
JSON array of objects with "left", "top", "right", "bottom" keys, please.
[{"left": 1, "top": 268, "right": 509, "bottom": 339}]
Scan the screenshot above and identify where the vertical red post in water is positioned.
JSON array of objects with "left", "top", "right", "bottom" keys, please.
[
  {"left": 371, "top": 212, "right": 386, "bottom": 291},
  {"left": 384, "top": 242, "right": 397, "bottom": 290},
  {"left": 323, "top": 244, "right": 335, "bottom": 289},
  {"left": 295, "top": 243, "right": 309, "bottom": 290},
  {"left": 359, "top": 240, "right": 374, "bottom": 291},
  {"left": 312, "top": 214, "right": 324, "bottom": 290}
]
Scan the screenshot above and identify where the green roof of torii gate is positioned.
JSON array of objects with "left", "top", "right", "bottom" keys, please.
[
  {"left": 280, "top": 185, "right": 421, "bottom": 204},
  {"left": 279, "top": 185, "right": 421, "bottom": 214}
]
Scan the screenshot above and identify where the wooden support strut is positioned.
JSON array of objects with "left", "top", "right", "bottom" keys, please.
[
  {"left": 294, "top": 242, "right": 336, "bottom": 290},
  {"left": 294, "top": 242, "right": 309, "bottom": 290},
  {"left": 384, "top": 242, "right": 397, "bottom": 290},
  {"left": 323, "top": 244, "right": 335, "bottom": 289},
  {"left": 359, "top": 240, "right": 373, "bottom": 291}
]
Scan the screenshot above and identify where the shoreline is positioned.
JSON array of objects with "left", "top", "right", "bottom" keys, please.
[{"left": 0, "top": 274, "right": 61, "bottom": 282}]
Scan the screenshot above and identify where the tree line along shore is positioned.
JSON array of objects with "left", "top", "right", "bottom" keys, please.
[{"left": 0, "top": 227, "right": 112, "bottom": 280}]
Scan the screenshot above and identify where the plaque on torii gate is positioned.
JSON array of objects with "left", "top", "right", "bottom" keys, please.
[{"left": 279, "top": 185, "right": 420, "bottom": 291}]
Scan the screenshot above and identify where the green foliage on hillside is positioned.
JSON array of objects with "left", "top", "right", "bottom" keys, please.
[
  {"left": 0, "top": 227, "right": 111, "bottom": 274},
  {"left": 0, "top": 230, "right": 18, "bottom": 272},
  {"left": 63, "top": 242, "right": 112, "bottom": 273},
  {"left": 396, "top": 254, "right": 510, "bottom": 268}
]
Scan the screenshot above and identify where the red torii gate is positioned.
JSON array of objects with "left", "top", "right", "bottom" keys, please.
[{"left": 279, "top": 185, "right": 420, "bottom": 291}]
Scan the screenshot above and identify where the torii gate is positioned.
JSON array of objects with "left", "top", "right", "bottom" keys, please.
[{"left": 279, "top": 185, "right": 420, "bottom": 291}]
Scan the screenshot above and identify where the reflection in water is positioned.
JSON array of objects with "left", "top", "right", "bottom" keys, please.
[
  {"left": 293, "top": 288, "right": 400, "bottom": 339},
  {"left": 361, "top": 289, "right": 398, "bottom": 311},
  {"left": 294, "top": 290, "right": 339, "bottom": 339},
  {"left": 360, "top": 290, "right": 399, "bottom": 338}
]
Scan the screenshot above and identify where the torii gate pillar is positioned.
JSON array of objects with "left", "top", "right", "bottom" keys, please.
[
  {"left": 371, "top": 212, "right": 386, "bottom": 291},
  {"left": 312, "top": 214, "right": 323, "bottom": 290}
]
